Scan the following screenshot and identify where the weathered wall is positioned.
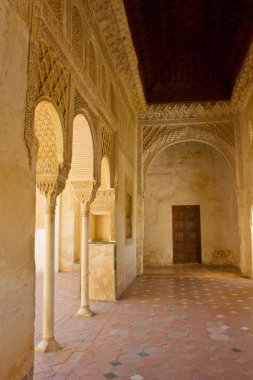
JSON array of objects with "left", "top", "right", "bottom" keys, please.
[
  {"left": 0, "top": 1, "right": 34, "bottom": 379},
  {"left": 144, "top": 142, "right": 240, "bottom": 267},
  {"left": 89, "top": 243, "right": 116, "bottom": 300},
  {"left": 237, "top": 90, "right": 253, "bottom": 277},
  {"left": 116, "top": 148, "right": 137, "bottom": 297}
]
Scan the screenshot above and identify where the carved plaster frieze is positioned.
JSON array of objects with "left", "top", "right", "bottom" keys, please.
[
  {"left": 37, "top": 0, "right": 139, "bottom": 121},
  {"left": 142, "top": 124, "right": 236, "bottom": 178},
  {"left": 37, "top": 39, "right": 70, "bottom": 126},
  {"left": 138, "top": 101, "right": 233, "bottom": 121},
  {"left": 90, "top": 0, "right": 146, "bottom": 113},
  {"left": 232, "top": 40, "right": 253, "bottom": 112},
  {"left": 101, "top": 124, "right": 113, "bottom": 158},
  {"left": 94, "top": 189, "right": 115, "bottom": 203},
  {"left": 143, "top": 122, "right": 235, "bottom": 153}
]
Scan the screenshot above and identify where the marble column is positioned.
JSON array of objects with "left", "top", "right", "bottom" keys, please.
[
  {"left": 35, "top": 193, "right": 61, "bottom": 352},
  {"left": 76, "top": 203, "right": 95, "bottom": 317}
]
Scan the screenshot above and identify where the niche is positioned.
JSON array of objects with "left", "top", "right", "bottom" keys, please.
[
  {"left": 125, "top": 175, "right": 133, "bottom": 241},
  {"left": 90, "top": 213, "right": 111, "bottom": 242},
  {"left": 126, "top": 193, "right": 132, "bottom": 239}
]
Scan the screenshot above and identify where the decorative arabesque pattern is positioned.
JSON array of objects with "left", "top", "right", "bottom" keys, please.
[
  {"left": 49, "top": 0, "right": 62, "bottom": 23},
  {"left": 35, "top": 102, "right": 59, "bottom": 176},
  {"left": 138, "top": 101, "right": 233, "bottom": 120},
  {"left": 232, "top": 40, "right": 253, "bottom": 111},
  {"left": 102, "top": 65, "right": 107, "bottom": 102},
  {"left": 101, "top": 125, "right": 112, "bottom": 158},
  {"left": 110, "top": 84, "right": 116, "bottom": 117},
  {"left": 89, "top": 41, "right": 97, "bottom": 85},
  {"left": 90, "top": 0, "right": 146, "bottom": 113},
  {"left": 71, "top": 6, "right": 83, "bottom": 60},
  {"left": 142, "top": 124, "right": 236, "bottom": 177},
  {"left": 37, "top": 39, "right": 70, "bottom": 124}
]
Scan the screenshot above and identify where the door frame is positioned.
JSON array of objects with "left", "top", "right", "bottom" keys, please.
[{"left": 172, "top": 205, "right": 202, "bottom": 264}]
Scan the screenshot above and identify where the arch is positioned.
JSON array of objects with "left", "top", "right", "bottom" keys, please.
[
  {"left": 71, "top": 5, "right": 84, "bottom": 60},
  {"left": 70, "top": 113, "right": 94, "bottom": 181},
  {"left": 34, "top": 100, "right": 63, "bottom": 175},
  {"left": 143, "top": 127, "right": 236, "bottom": 181},
  {"left": 144, "top": 140, "right": 240, "bottom": 267},
  {"left": 102, "top": 65, "right": 107, "bottom": 101},
  {"left": 72, "top": 106, "right": 99, "bottom": 183},
  {"left": 101, "top": 156, "right": 111, "bottom": 189},
  {"left": 88, "top": 41, "right": 97, "bottom": 85}
]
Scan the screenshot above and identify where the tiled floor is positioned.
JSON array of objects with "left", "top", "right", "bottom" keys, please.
[{"left": 34, "top": 265, "right": 253, "bottom": 379}]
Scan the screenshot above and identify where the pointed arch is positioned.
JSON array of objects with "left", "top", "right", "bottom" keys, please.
[
  {"left": 70, "top": 113, "right": 94, "bottom": 181},
  {"left": 34, "top": 100, "right": 63, "bottom": 176}
]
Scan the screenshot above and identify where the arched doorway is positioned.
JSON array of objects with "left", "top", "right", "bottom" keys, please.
[{"left": 144, "top": 141, "right": 240, "bottom": 268}]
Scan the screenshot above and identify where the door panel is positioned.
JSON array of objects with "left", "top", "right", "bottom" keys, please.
[{"left": 172, "top": 205, "right": 201, "bottom": 263}]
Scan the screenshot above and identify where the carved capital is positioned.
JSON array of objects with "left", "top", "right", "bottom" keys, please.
[
  {"left": 71, "top": 180, "right": 98, "bottom": 210},
  {"left": 36, "top": 172, "right": 67, "bottom": 197}
]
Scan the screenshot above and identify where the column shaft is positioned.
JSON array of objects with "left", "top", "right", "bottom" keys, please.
[
  {"left": 35, "top": 194, "right": 61, "bottom": 352},
  {"left": 76, "top": 204, "right": 94, "bottom": 317}
]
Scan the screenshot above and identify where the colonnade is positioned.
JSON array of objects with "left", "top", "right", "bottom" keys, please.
[
  {"left": 35, "top": 180, "right": 100, "bottom": 352},
  {"left": 34, "top": 102, "right": 114, "bottom": 352}
]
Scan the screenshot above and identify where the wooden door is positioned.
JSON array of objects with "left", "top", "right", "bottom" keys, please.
[{"left": 172, "top": 205, "right": 201, "bottom": 263}]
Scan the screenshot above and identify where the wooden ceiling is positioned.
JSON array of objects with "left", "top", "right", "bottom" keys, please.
[{"left": 123, "top": 0, "right": 253, "bottom": 103}]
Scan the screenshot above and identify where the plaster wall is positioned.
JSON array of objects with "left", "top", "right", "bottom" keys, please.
[
  {"left": 89, "top": 243, "right": 116, "bottom": 300},
  {"left": 144, "top": 142, "right": 240, "bottom": 267},
  {"left": 0, "top": 2, "right": 34, "bottom": 379},
  {"left": 116, "top": 150, "right": 137, "bottom": 297},
  {"left": 237, "top": 90, "right": 253, "bottom": 277}
]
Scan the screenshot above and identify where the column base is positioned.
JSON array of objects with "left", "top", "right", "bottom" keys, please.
[
  {"left": 75, "top": 306, "right": 95, "bottom": 318},
  {"left": 35, "top": 337, "right": 61, "bottom": 353}
]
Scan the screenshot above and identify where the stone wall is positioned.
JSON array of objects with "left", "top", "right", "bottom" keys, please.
[{"left": 144, "top": 142, "right": 240, "bottom": 267}]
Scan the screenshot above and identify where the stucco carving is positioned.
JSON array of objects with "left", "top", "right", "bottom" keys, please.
[
  {"left": 232, "top": 40, "right": 253, "bottom": 112},
  {"left": 24, "top": 0, "right": 137, "bottom": 174},
  {"left": 71, "top": 180, "right": 98, "bottom": 215},
  {"left": 37, "top": 39, "right": 70, "bottom": 125},
  {"left": 143, "top": 124, "right": 236, "bottom": 177},
  {"left": 90, "top": 0, "right": 146, "bottom": 113},
  {"left": 138, "top": 101, "right": 233, "bottom": 121},
  {"left": 71, "top": 5, "right": 84, "bottom": 60},
  {"left": 36, "top": 175, "right": 67, "bottom": 197}
]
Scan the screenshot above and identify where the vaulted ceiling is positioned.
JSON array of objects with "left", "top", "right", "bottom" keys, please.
[{"left": 123, "top": 0, "right": 253, "bottom": 103}]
